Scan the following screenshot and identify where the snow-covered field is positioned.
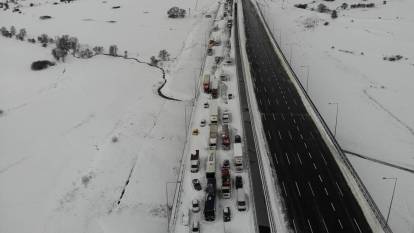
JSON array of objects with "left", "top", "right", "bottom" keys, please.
[
  {"left": 0, "top": 0, "right": 218, "bottom": 232},
  {"left": 258, "top": 0, "right": 414, "bottom": 232}
]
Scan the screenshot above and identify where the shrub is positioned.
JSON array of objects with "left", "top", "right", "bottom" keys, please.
[
  {"left": 52, "top": 47, "right": 68, "bottom": 61},
  {"left": 16, "top": 28, "right": 26, "bottom": 40},
  {"left": 93, "top": 46, "right": 104, "bottom": 54},
  {"left": 317, "top": 3, "right": 329, "bottom": 13},
  {"left": 167, "top": 6, "right": 186, "bottom": 18},
  {"left": 294, "top": 3, "right": 307, "bottom": 9},
  {"left": 10, "top": 26, "right": 16, "bottom": 36},
  {"left": 28, "top": 38, "right": 36, "bottom": 43},
  {"left": 79, "top": 48, "right": 93, "bottom": 58},
  {"left": 158, "top": 49, "right": 170, "bottom": 61},
  {"left": 56, "top": 35, "right": 71, "bottom": 51},
  {"left": 31, "top": 60, "right": 55, "bottom": 70},
  {"left": 331, "top": 10, "right": 338, "bottom": 19},
  {"left": 111, "top": 136, "right": 118, "bottom": 143},
  {"left": 0, "top": 109, "right": 3, "bottom": 116},
  {"left": 1, "top": 27, "right": 11, "bottom": 37},
  {"left": 150, "top": 56, "right": 159, "bottom": 66},
  {"left": 109, "top": 45, "right": 118, "bottom": 56},
  {"left": 39, "top": 15, "right": 52, "bottom": 20},
  {"left": 37, "top": 34, "right": 49, "bottom": 44},
  {"left": 341, "top": 3, "right": 348, "bottom": 9}
]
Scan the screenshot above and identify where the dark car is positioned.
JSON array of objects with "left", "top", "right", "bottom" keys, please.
[
  {"left": 192, "top": 178, "right": 202, "bottom": 191},
  {"left": 223, "top": 159, "right": 230, "bottom": 169},
  {"left": 223, "top": 206, "right": 231, "bottom": 222},
  {"left": 235, "top": 134, "right": 241, "bottom": 143},
  {"left": 235, "top": 175, "right": 243, "bottom": 189}
]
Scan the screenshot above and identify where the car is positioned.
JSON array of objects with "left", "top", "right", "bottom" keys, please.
[
  {"left": 205, "top": 14, "right": 212, "bottom": 18},
  {"left": 237, "top": 189, "right": 247, "bottom": 211},
  {"left": 235, "top": 134, "right": 241, "bottom": 143},
  {"left": 223, "top": 159, "right": 230, "bottom": 169},
  {"left": 192, "top": 199, "right": 200, "bottom": 213},
  {"left": 228, "top": 93, "right": 233, "bottom": 99},
  {"left": 192, "top": 179, "right": 202, "bottom": 191},
  {"left": 235, "top": 175, "right": 243, "bottom": 189},
  {"left": 191, "top": 220, "right": 200, "bottom": 233},
  {"left": 200, "top": 119, "right": 206, "bottom": 127},
  {"left": 192, "top": 128, "right": 199, "bottom": 135},
  {"left": 204, "top": 102, "right": 209, "bottom": 108},
  {"left": 207, "top": 48, "right": 213, "bottom": 56},
  {"left": 223, "top": 206, "right": 231, "bottom": 222},
  {"left": 224, "top": 58, "right": 232, "bottom": 65},
  {"left": 214, "top": 56, "right": 223, "bottom": 64}
]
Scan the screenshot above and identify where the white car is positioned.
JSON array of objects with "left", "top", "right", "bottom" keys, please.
[
  {"left": 191, "top": 220, "right": 200, "bottom": 233},
  {"left": 200, "top": 119, "right": 206, "bottom": 127},
  {"left": 192, "top": 199, "right": 200, "bottom": 213}
]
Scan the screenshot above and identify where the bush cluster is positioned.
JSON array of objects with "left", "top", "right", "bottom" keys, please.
[{"left": 350, "top": 3, "right": 375, "bottom": 8}]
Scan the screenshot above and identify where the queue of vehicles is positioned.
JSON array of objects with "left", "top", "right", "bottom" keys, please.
[{"left": 183, "top": 0, "right": 250, "bottom": 232}]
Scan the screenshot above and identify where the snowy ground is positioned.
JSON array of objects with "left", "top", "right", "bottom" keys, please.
[
  {"left": 173, "top": 2, "right": 256, "bottom": 233},
  {"left": 0, "top": 0, "right": 219, "bottom": 233},
  {"left": 257, "top": 0, "right": 414, "bottom": 232}
]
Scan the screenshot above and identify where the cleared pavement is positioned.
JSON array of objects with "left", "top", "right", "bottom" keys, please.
[{"left": 238, "top": 0, "right": 373, "bottom": 232}]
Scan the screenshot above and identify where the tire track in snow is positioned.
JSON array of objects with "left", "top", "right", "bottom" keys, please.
[
  {"left": 363, "top": 89, "right": 414, "bottom": 137},
  {"left": 0, "top": 155, "right": 32, "bottom": 174},
  {"left": 109, "top": 101, "right": 166, "bottom": 213}
]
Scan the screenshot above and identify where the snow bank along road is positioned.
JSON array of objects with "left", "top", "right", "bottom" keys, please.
[{"left": 240, "top": 0, "right": 374, "bottom": 232}]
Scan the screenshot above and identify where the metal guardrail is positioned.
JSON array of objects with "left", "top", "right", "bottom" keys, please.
[
  {"left": 236, "top": 1, "right": 277, "bottom": 232},
  {"left": 254, "top": 3, "right": 393, "bottom": 233}
]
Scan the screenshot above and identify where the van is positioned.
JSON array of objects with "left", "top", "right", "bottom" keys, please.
[
  {"left": 222, "top": 110, "right": 230, "bottom": 123},
  {"left": 236, "top": 189, "right": 247, "bottom": 211}
]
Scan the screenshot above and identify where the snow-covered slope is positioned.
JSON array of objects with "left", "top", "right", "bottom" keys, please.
[{"left": 258, "top": 0, "right": 414, "bottom": 232}]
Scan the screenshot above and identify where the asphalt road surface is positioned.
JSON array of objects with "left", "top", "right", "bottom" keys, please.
[
  {"left": 234, "top": 3, "right": 271, "bottom": 233},
  {"left": 238, "top": 0, "right": 373, "bottom": 232}
]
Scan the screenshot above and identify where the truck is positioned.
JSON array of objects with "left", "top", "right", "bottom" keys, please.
[
  {"left": 204, "top": 193, "right": 216, "bottom": 221},
  {"left": 221, "top": 124, "right": 231, "bottom": 150},
  {"left": 203, "top": 74, "right": 210, "bottom": 93},
  {"left": 211, "top": 78, "right": 219, "bottom": 99},
  {"left": 209, "top": 125, "right": 218, "bottom": 150},
  {"left": 233, "top": 143, "right": 243, "bottom": 172},
  {"left": 206, "top": 150, "right": 216, "bottom": 179},
  {"left": 222, "top": 109, "right": 231, "bottom": 123},
  {"left": 190, "top": 149, "right": 200, "bottom": 173},
  {"left": 221, "top": 167, "right": 231, "bottom": 198},
  {"left": 209, "top": 102, "right": 218, "bottom": 125}
]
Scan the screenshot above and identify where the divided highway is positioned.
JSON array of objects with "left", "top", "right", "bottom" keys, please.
[{"left": 239, "top": 0, "right": 373, "bottom": 232}]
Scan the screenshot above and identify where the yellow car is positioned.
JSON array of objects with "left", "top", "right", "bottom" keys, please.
[{"left": 192, "top": 129, "right": 199, "bottom": 135}]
